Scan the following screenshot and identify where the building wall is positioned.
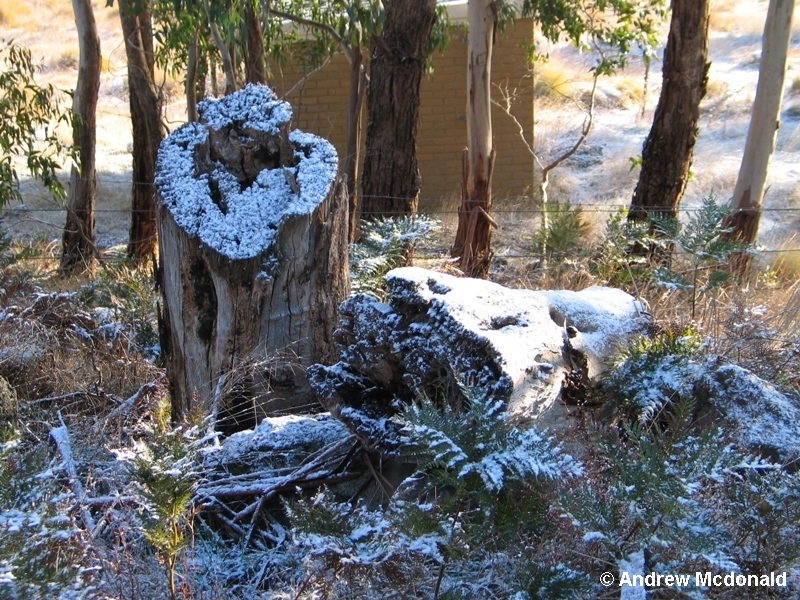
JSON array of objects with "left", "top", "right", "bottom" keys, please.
[{"left": 269, "top": 18, "right": 535, "bottom": 203}]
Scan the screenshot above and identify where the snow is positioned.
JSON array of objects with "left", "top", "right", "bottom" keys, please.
[
  {"left": 700, "top": 363, "right": 800, "bottom": 461},
  {"left": 197, "top": 84, "right": 293, "bottom": 134},
  {"left": 156, "top": 85, "right": 338, "bottom": 260},
  {"left": 383, "top": 267, "right": 650, "bottom": 419},
  {"left": 618, "top": 550, "right": 646, "bottom": 600},
  {"left": 206, "top": 413, "right": 349, "bottom": 465}
]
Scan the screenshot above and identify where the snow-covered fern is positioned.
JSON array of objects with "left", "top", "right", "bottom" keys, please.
[
  {"left": 401, "top": 388, "right": 582, "bottom": 494},
  {"left": 350, "top": 215, "right": 439, "bottom": 298}
]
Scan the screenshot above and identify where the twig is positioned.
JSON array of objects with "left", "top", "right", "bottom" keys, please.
[
  {"left": 102, "top": 373, "right": 165, "bottom": 426},
  {"left": 282, "top": 55, "right": 331, "bottom": 99}
]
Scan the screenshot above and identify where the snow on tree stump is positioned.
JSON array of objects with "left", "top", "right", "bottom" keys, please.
[
  {"left": 155, "top": 85, "right": 349, "bottom": 425},
  {"left": 308, "top": 267, "right": 652, "bottom": 453}
]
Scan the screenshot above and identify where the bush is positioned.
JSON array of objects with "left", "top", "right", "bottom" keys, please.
[{"left": 0, "top": 41, "right": 74, "bottom": 208}]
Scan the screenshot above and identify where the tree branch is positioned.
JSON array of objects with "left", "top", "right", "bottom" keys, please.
[{"left": 269, "top": 8, "right": 353, "bottom": 62}]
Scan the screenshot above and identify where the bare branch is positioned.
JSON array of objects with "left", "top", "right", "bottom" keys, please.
[
  {"left": 281, "top": 55, "right": 332, "bottom": 99},
  {"left": 542, "top": 71, "right": 598, "bottom": 177}
]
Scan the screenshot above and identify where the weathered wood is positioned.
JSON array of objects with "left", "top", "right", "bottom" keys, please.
[
  {"left": 309, "top": 267, "right": 652, "bottom": 453},
  {"left": 156, "top": 85, "right": 349, "bottom": 424}
]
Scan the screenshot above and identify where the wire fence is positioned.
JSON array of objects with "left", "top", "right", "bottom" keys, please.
[{"left": 4, "top": 175, "right": 800, "bottom": 264}]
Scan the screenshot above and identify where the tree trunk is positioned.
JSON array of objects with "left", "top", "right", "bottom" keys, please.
[
  {"left": 629, "top": 0, "right": 710, "bottom": 224},
  {"left": 204, "top": 0, "right": 237, "bottom": 95},
  {"left": 187, "top": 38, "right": 199, "bottom": 122},
  {"left": 722, "top": 0, "right": 795, "bottom": 272},
  {"left": 120, "top": 0, "right": 166, "bottom": 261},
  {"left": 155, "top": 87, "right": 349, "bottom": 425},
  {"left": 451, "top": 0, "right": 496, "bottom": 279},
  {"left": 359, "top": 0, "right": 437, "bottom": 225},
  {"left": 345, "top": 47, "right": 364, "bottom": 242},
  {"left": 61, "top": 0, "right": 101, "bottom": 275},
  {"left": 244, "top": 2, "right": 267, "bottom": 85}
]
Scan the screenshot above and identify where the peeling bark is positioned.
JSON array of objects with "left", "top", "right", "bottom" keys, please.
[
  {"left": 452, "top": 0, "right": 496, "bottom": 278},
  {"left": 722, "top": 0, "right": 795, "bottom": 273}
]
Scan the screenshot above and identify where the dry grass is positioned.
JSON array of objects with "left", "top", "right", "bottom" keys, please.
[
  {"left": 533, "top": 59, "right": 580, "bottom": 102},
  {"left": 0, "top": 0, "right": 32, "bottom": 28},
  {"left": 610, "top": 75, "right": 646, "bottom": 110}
]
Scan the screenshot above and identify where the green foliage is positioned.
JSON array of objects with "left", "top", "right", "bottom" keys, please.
[
  {"left": 721, "top": 468, "right": 800, "bottom": 575},
  {"left": 592, "top": 208, "right": 656, "bottom": 287},
  {"left": 0, "top": 41, "right": 74, "bottom": 209},
  {"left": 520, "top": 0, "right": 668, "bottom": 74},
  {"left": 604, "top": 325, "right": 704, "bottom": 423},
  {"left": 403, "top": 389, "right": 581, "bottom": 497},
  {"left": 550, "top": 394, "right": 800, "bottom": 597},
  {"left": 78, "top": 262, "right": 160, "bottom": 357},
  {"left": 0, "top": 433, "right": 90, "bottom": 598},
  {"left": 533, "top": 201, "right": 592, "bottom": 260},
  {"left": 652, "top": 195, "right": 749, "bottom": 319},
  {"left": 350, "top": 215, "right": 439, "bottom": 299},
  {"left": 133, "top": 397, "right": 197, "bottom": 600},
  {"left": 517, "top": 561, "right": 591, "bottom": 599}
]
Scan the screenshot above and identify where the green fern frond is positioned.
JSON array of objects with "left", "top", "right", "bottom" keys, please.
[{"left": 350, "top": 215, "right": 440, "bottom": 298}]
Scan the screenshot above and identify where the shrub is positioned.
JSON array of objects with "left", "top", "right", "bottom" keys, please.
[{"left": 0, "top": 41, "right": 74, "bottom": 208}]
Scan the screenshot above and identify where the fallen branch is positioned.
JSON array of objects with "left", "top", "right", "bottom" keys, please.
[
  {"left": 50, "top": 415, "right": 96, "bottom": 534},
  {"left": 102, "top": 373, "right": 166, "bottom": 426}
]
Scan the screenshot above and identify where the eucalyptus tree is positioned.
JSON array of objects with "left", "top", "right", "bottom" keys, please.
[
  {"left": 270, "top": 0, "right": 385, "bottom": 241},
  {"left": 629, "top": 0, "right": 711, "bottom": 239},
  {"left": 453, "top": 0, "right": 669, "bottom": 278},
  {"left": 61, "top": 0, "right": 102, "bottom": 275},
  {"left": 116, "top": 0, "right": 167, "bottom": 261},
  {"left": 359, "top": 0, "right": 445, "bottom": 228},
  {"left": 721, "top": 0, "right": 796, "bottom": 274},
  {"left": 0, "top": 42, "right": 74, "bottom": 209}
]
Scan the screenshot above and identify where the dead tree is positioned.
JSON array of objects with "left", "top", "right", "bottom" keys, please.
[{"left": 155, "top": 85, "right": 349, "bottom": 424}]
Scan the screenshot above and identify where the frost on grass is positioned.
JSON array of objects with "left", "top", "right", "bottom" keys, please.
[{"left": 156, "top": 84, "right": 338, "bottom": 260}]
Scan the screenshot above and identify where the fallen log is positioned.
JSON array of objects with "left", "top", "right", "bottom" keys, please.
[{"left": 309, "top": 267, "right": 653, "bottom": 451}]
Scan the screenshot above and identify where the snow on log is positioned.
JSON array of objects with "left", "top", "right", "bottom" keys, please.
[
  {"left": 156, "top": 85, "right": 349, "bottom": 424},
  {"left": 308, "top": 267, "right": 651, "bottom": 450}
]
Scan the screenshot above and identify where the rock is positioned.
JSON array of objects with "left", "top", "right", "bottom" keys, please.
[
  {"left": 308, "top": 267, "right": 651, "bottom": 449},
  {"left": 695, "top": 361, "right": 800, "bottom": 464}
]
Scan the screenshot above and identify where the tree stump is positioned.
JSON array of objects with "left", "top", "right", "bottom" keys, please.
[{"left": 156, "top": 85, "right": 349, "bottom": 425}]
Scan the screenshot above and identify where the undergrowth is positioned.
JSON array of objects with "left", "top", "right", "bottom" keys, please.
[{"left": 0, "top": 195, "right": 797, "bottom": 598}]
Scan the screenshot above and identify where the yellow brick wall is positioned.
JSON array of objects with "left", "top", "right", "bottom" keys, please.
[{"left": 269, "top": 18, "right": 535, "bottom": 203}]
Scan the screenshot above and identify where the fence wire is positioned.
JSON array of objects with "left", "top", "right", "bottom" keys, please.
[{"left": 4, "top": 176, "right": 800, "bottom": 264}]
